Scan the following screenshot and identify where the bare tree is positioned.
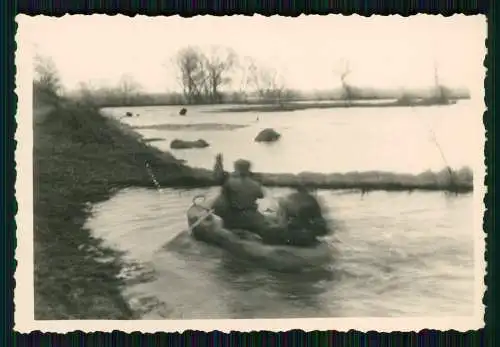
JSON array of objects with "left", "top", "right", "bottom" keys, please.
[
  {"left": 248, "top": 62, "right": 288, "bottom": 105},
  {"left": 333, "top": 59, "right": 355, "bottom": 105},
  {"left": 76, "top": 81, "right": 97, "bottom": 105},
  {"left": 172, "top": 46, "right": 238, "bottom": 104},
  {"left": 234, "top": 56, "right": 256, "bottom": 103},
  {"left": 174, "top": 47, "right": 207, "bottom": 104},
  {"left": 432, "top": 61, "right": 450, "bottom": 104},
  {"left": 117, "top": 75, "right": 142, "bottom": 106},
  {"left": 203, "top": 46, "right": 238, "bottom": 103},
  {"left": 34, "top": 54, "right": 62, "bottom": 97}
]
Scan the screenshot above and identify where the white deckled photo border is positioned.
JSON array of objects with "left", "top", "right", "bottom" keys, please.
[{"left": 14, "top": 13, "right": 487, "bottom": 333}]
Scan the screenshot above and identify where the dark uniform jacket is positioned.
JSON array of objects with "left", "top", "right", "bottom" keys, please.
[{"left": 222, "top": 174, "right": 264, "bottom": 211}]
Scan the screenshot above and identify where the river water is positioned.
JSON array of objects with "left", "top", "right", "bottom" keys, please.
[
  {"left": 102, "top": 100, "right": 480, "bottom": 174},
  {"left": 88, "top": 101, "right": 482, "bottom": 319}
]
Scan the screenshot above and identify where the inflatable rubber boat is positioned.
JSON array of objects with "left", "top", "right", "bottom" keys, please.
[{"left": 186, "top": 195, "right": 334, "bottom": 271}]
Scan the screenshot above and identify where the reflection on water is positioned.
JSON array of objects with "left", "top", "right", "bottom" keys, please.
[{"left": 85, "top": 187, "right": 474, "bottom": 319}]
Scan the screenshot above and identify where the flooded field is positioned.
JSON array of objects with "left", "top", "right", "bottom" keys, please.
[{"left": 103, "top": 100, "right": 480, "bottom": 174}]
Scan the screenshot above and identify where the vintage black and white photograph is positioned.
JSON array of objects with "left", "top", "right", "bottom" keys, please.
[{"left": 15, "top": 14, "right": 485, "bottom": 332}]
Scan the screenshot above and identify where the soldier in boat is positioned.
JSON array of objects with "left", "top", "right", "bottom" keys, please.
[
  {"left": 212, "top": 157, "right": 268, "bottom": 233},
  {"left": 211, "top": 155, "right": 329, "bottom": 247},
  {"left": 275, "top": 184, "right": 330, "bottom": 245}
]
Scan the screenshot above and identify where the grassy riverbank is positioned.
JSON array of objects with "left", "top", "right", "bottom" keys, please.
[{"left": 33, "top": 96, "right": 212, "bottom": 319}]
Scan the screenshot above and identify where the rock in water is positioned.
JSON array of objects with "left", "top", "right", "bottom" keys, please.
[
  {"left": 179, "top": 108, "right": 187, "bottom": 116},
  {"left": 170, "top": 139, "right": 209, "bottom": 149},
  {"left": 255, "top": 128, "right": 281, "bottom": 142}
]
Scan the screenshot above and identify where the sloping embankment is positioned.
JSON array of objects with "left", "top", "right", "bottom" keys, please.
[{"left": 33, "top": 98, "right": 211, "bottom": 319}]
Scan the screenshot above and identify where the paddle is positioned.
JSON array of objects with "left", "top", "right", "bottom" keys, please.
[
  {"left": 186, "top": 208, "right": 216, "bottom": 233},
  {"left": 145, "top": 161, "right": 164, "bottom": 193}
]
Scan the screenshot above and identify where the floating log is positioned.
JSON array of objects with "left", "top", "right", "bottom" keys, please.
[{"left": 150, "top": 165, "right": 474, "bottom": 194}]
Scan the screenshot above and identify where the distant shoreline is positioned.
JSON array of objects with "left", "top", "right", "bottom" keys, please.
[
  {"left": 208, "top": 99, "right": 460, "bottom": 113},
  {"left": 95, "top": 96, "right": 469, "bottom": 110}
]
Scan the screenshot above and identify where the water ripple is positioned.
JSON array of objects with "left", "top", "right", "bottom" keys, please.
[{"left": 85, "top": 187, "right": 474, "bottom": 319}]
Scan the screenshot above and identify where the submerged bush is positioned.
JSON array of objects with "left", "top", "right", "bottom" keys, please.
[
  {"left": 255, "top": 128, "right": 281, "bottom": 142},
  {"left": 170, "top": 138, "right": 210, "bottom": 149}
]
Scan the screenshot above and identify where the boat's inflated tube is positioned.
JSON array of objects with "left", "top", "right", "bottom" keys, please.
[{"left": 186, "top": 195, "right": 333, "bottom": 271}]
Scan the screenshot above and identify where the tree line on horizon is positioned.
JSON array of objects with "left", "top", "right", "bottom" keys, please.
[{"left": 33, "top": 46, "right": 471, "bottom": 108}]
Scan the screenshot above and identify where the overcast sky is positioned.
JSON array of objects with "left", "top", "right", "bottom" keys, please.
[{"left": 20, "top": 14, "right": 486, "bottom": 94}]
